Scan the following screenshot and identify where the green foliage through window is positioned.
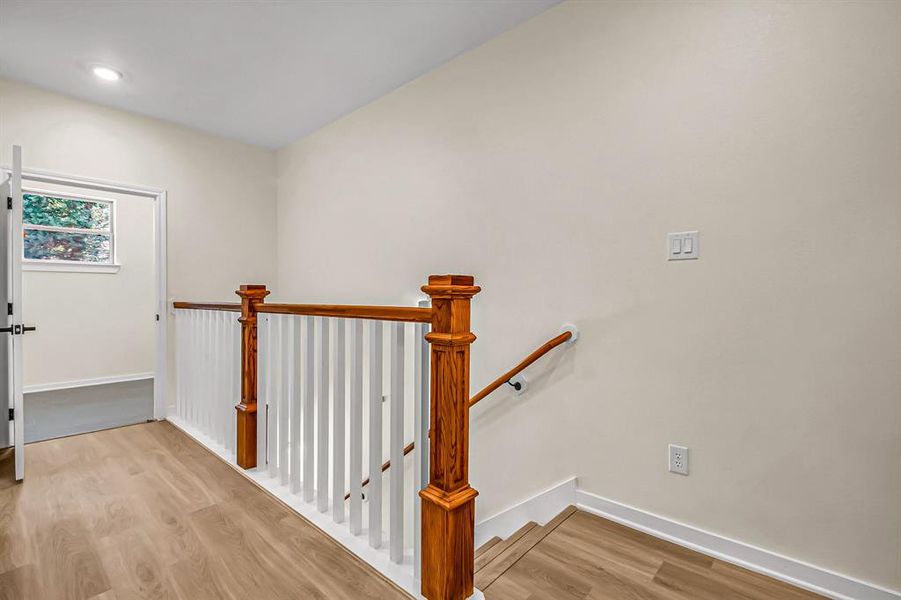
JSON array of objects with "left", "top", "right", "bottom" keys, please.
[
  {"left": 24, "top": 230, "right": 111, "bottom": 263},
  {"left": 23, "top": 194, "right": 110, "bottom": 230},
  {"left": 23, "top": 193, "right": 114, "bottom": 264}
]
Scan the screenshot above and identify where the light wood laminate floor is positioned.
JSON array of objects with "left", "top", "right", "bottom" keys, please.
[
  {"left": 477, "top": 507, "right": 826, "bottom": 600},
  {"left": 0, "top": 421, "right": 409, "bottom": 600}
]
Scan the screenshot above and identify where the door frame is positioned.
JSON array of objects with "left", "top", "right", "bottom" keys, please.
[{"left": 0, "top": 165, "right": 168, "bottom": 420}]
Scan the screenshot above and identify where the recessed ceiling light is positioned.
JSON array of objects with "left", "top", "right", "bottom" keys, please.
[{"left": 92, "top": 66, "right": 123, "bottom": 82}]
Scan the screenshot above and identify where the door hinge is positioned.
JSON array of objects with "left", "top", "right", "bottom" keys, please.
[
  {"left": 6, "top": 303, "right": 11, "bottom": 316},
  {"left": 6, "top": 197, "right": 11, "bottom": 210},
  {"left": 7, "top": 408, "right": 12, "bottom": 421}
]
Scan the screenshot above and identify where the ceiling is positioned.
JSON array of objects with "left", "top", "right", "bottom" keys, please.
[{"left": 0, "top": 0, "right": 559, "bottom": 149}]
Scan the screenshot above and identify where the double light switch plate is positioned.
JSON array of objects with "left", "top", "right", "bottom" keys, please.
[{"left": 667, "top": 231, "right": 699, "bottom": 260}]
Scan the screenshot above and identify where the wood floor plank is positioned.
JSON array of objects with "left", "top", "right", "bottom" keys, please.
[
  {"left": 166, "top": 548, "right": 238, "bottom": 600},
  {"left": 0, "top": 564, "right": 43, "bottom": 600},
  {"left": 95, "top": 528, "right": 176, "bottom": 600},
  {"left": 189, "top": 502, "right": 320, "bottom": 600},
  {"left": 706, "top": 559, "right": 825, "bottom": 600},
  {"left": 476, "top": 521, "right": 539, "bottom": 574},
  {"left": 0, "top": 421, "right": 409, "bottom": 600},
  {"left": 0, "top": 488, "right": 31, "bottom": 574},
  {"left": 477, "top": 536, "right": 503, "bottom": 559},
  {"left": 517, "top": 532, "right": 680, "bottom": 600},
  {"left": 485, "top": 549, "right": 592, "bottom": 600},
  {"left": 478, "top": 506, "right": 578, "bottom": 590},
  {"left": 33, "top": 515, "right": 111, "bottom": 600},
  {"left": 482, "top": 508, "right": 827, "bottom": 600},
  {"left": 281, "top": 513, "right": 405, "bottom": 599},
  {"left": 652, "top": 560, "right": 756, "bottom": 600}
]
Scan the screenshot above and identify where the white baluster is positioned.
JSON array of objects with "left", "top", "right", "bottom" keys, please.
[
  {"left": 257, "top": 315, "right": 268, "bottom": 470},
  {"left": 228, "top": 314, "right": 241, "bottom": 453},
  {"left": 290, "top": 316, "right": 302, "bottom": 494},
  {"left": 194, "top": 311, "right": 200, "bottom": 428},
  {"left": 214, "top": 312, "right": 224, "bottom": 446},
  {"left": 208, "top": 310, "right": 215, "bottom": 437},
  {"left": 348, "top": 319, "right": 363, "bottom": 535},
  {"left": 279, "top": 315, "right": 291, "bottom": 486},
  {"left": 185, "top": 311, "right": 192, "bottom": 426},
  {"left": 302, "top": 316, "right": 315, "bottom": 502},
  {"left": 203, "top": 310, "right": 212, "bottom": 434},
  {"left": 174, "top": 311, "right": 182, "bottom": 422},
  {"left": 368, "top": 320, "right": 383, "bottom": 549},
  {"left": 222, "top": 312, "right": 230, "bottom": 448},
  {"left": 389, "top": 321, "right": 405, "bottom": 563},
  {"left": 196, "top": 311, "right": 204, "bottom": 431},
  {"left": 332, "top": 319, "right": 346, "bottom": 523},
  {"left": 222, "top": 312, "right": 237, "bottom": 452},
  {"left": 196, "top": 310, "right": 204, "bottom": 429},
  {"left": 177, "top": 311, "right": 183, "bottom": 422},
  {"left": 190, "top": 311, "right": 198, "bottom": 428},
  {"left": 413, "top": 310, "right": 429, "bottom": 579},
  {"left": 192, "top": 311, "right": 199, "bottom": 430},
  {"left": 211, "top": 312, "right": 219, "bottom": 443},
  {"left": 268, "top": 315, "right": 281, "bottom": 478},
  {"left": 316, "top": 318, "right": 330, "bottom": 513}
]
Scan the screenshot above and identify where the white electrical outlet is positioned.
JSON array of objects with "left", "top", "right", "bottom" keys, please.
[{"left": 668, "top": 444, "right": 689, "bottom": 475}]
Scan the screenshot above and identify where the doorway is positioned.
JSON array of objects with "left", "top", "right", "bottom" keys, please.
[{"left": 1, "top": 149, "right": 168, "bottom": 478}]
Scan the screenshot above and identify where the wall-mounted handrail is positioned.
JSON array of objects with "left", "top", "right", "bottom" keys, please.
[
  {"left": 469, "top": 330, "right": 573, "bottom": 407},
  {"left": 258, "top": 303, "right": 432, "bottom": 323},
  {"left": 173, "top": 301, "right": 241, "bottom": 312},
  {"left": 347, "top": 327, "right": 577, "bottom": 501}
]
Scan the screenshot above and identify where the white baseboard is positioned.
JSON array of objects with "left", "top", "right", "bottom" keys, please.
[
  {"left": 474, "top": 478, "right": 899, "bottom": 600},
  {"left": 24, "top": 372, "right": 154, "bottom": 394}
]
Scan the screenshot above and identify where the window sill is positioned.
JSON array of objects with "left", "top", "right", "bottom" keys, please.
[{"left": 23, "top": 261, "right": 121, "bottom": 274}]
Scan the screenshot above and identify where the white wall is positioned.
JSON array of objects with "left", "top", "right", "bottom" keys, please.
[
  {"left": 22, "top": 184, "right": 155, "bottom": 387},
  {"left": 0, "top": 78, "right": 278, "bottom": 401},
  {"left": 275, "top": 0, "right": 901, "bottom": 591}
]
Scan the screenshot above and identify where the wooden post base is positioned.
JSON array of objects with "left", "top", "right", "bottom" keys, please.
[
  {"left": 235, "top": 403, "right": 257, "bottom": 469},
  {"left": 420, "top": 484, "right": 478, "bottom": 600}
]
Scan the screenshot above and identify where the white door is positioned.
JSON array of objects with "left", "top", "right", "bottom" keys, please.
[
  {"left": 5, "top": 146, "right": 25, "bottom": 481},
  {"left": 0, "top": 170, "right": 10, "bottom": 455}
]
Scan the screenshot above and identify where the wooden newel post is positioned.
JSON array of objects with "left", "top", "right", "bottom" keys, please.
[
  {"left": 235, "top": 284, "right": 270, "bottom": 469},
  {"left": 420, "top": 274, "right": 481, "bottom": 600}
]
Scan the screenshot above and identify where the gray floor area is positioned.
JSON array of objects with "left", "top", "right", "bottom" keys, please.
[{"left": 24, "top": 378, "right": 154, "bottom": 443}]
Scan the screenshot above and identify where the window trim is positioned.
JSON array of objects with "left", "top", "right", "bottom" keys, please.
[{"left": 21, "top": 187, "right": 119, "bottom": 272}]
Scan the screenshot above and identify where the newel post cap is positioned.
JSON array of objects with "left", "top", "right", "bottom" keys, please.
[
  {"left": 422, "top": 274, "right": 481, "bottom": 297},
  {"left": 428, "top": 274, "right": 474, "bottom": 286},
  {"left": 235, "top": 284, "right": 270, "bottom": 300}
]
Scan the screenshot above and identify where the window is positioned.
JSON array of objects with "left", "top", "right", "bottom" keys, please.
[{"left": 23, "top": 191, "right": 116, "bottom": 267}]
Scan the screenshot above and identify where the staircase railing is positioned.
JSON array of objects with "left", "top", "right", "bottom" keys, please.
[{"left": 173, "top": 274, "right": 480, "bottom": 600}]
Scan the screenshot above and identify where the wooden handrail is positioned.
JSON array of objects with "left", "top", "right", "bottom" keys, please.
[
  {"left": 173, "top": 301, "right": 430, "bottom": 322},
  {"left": 257, "top": 303, "right": 432, "bottom": 323},
  {"left": 469, "top": 330, "right": 572, "bottom": 407},
  {"left": 173, "top": 301, "right": 241, "bottom": 312}
]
